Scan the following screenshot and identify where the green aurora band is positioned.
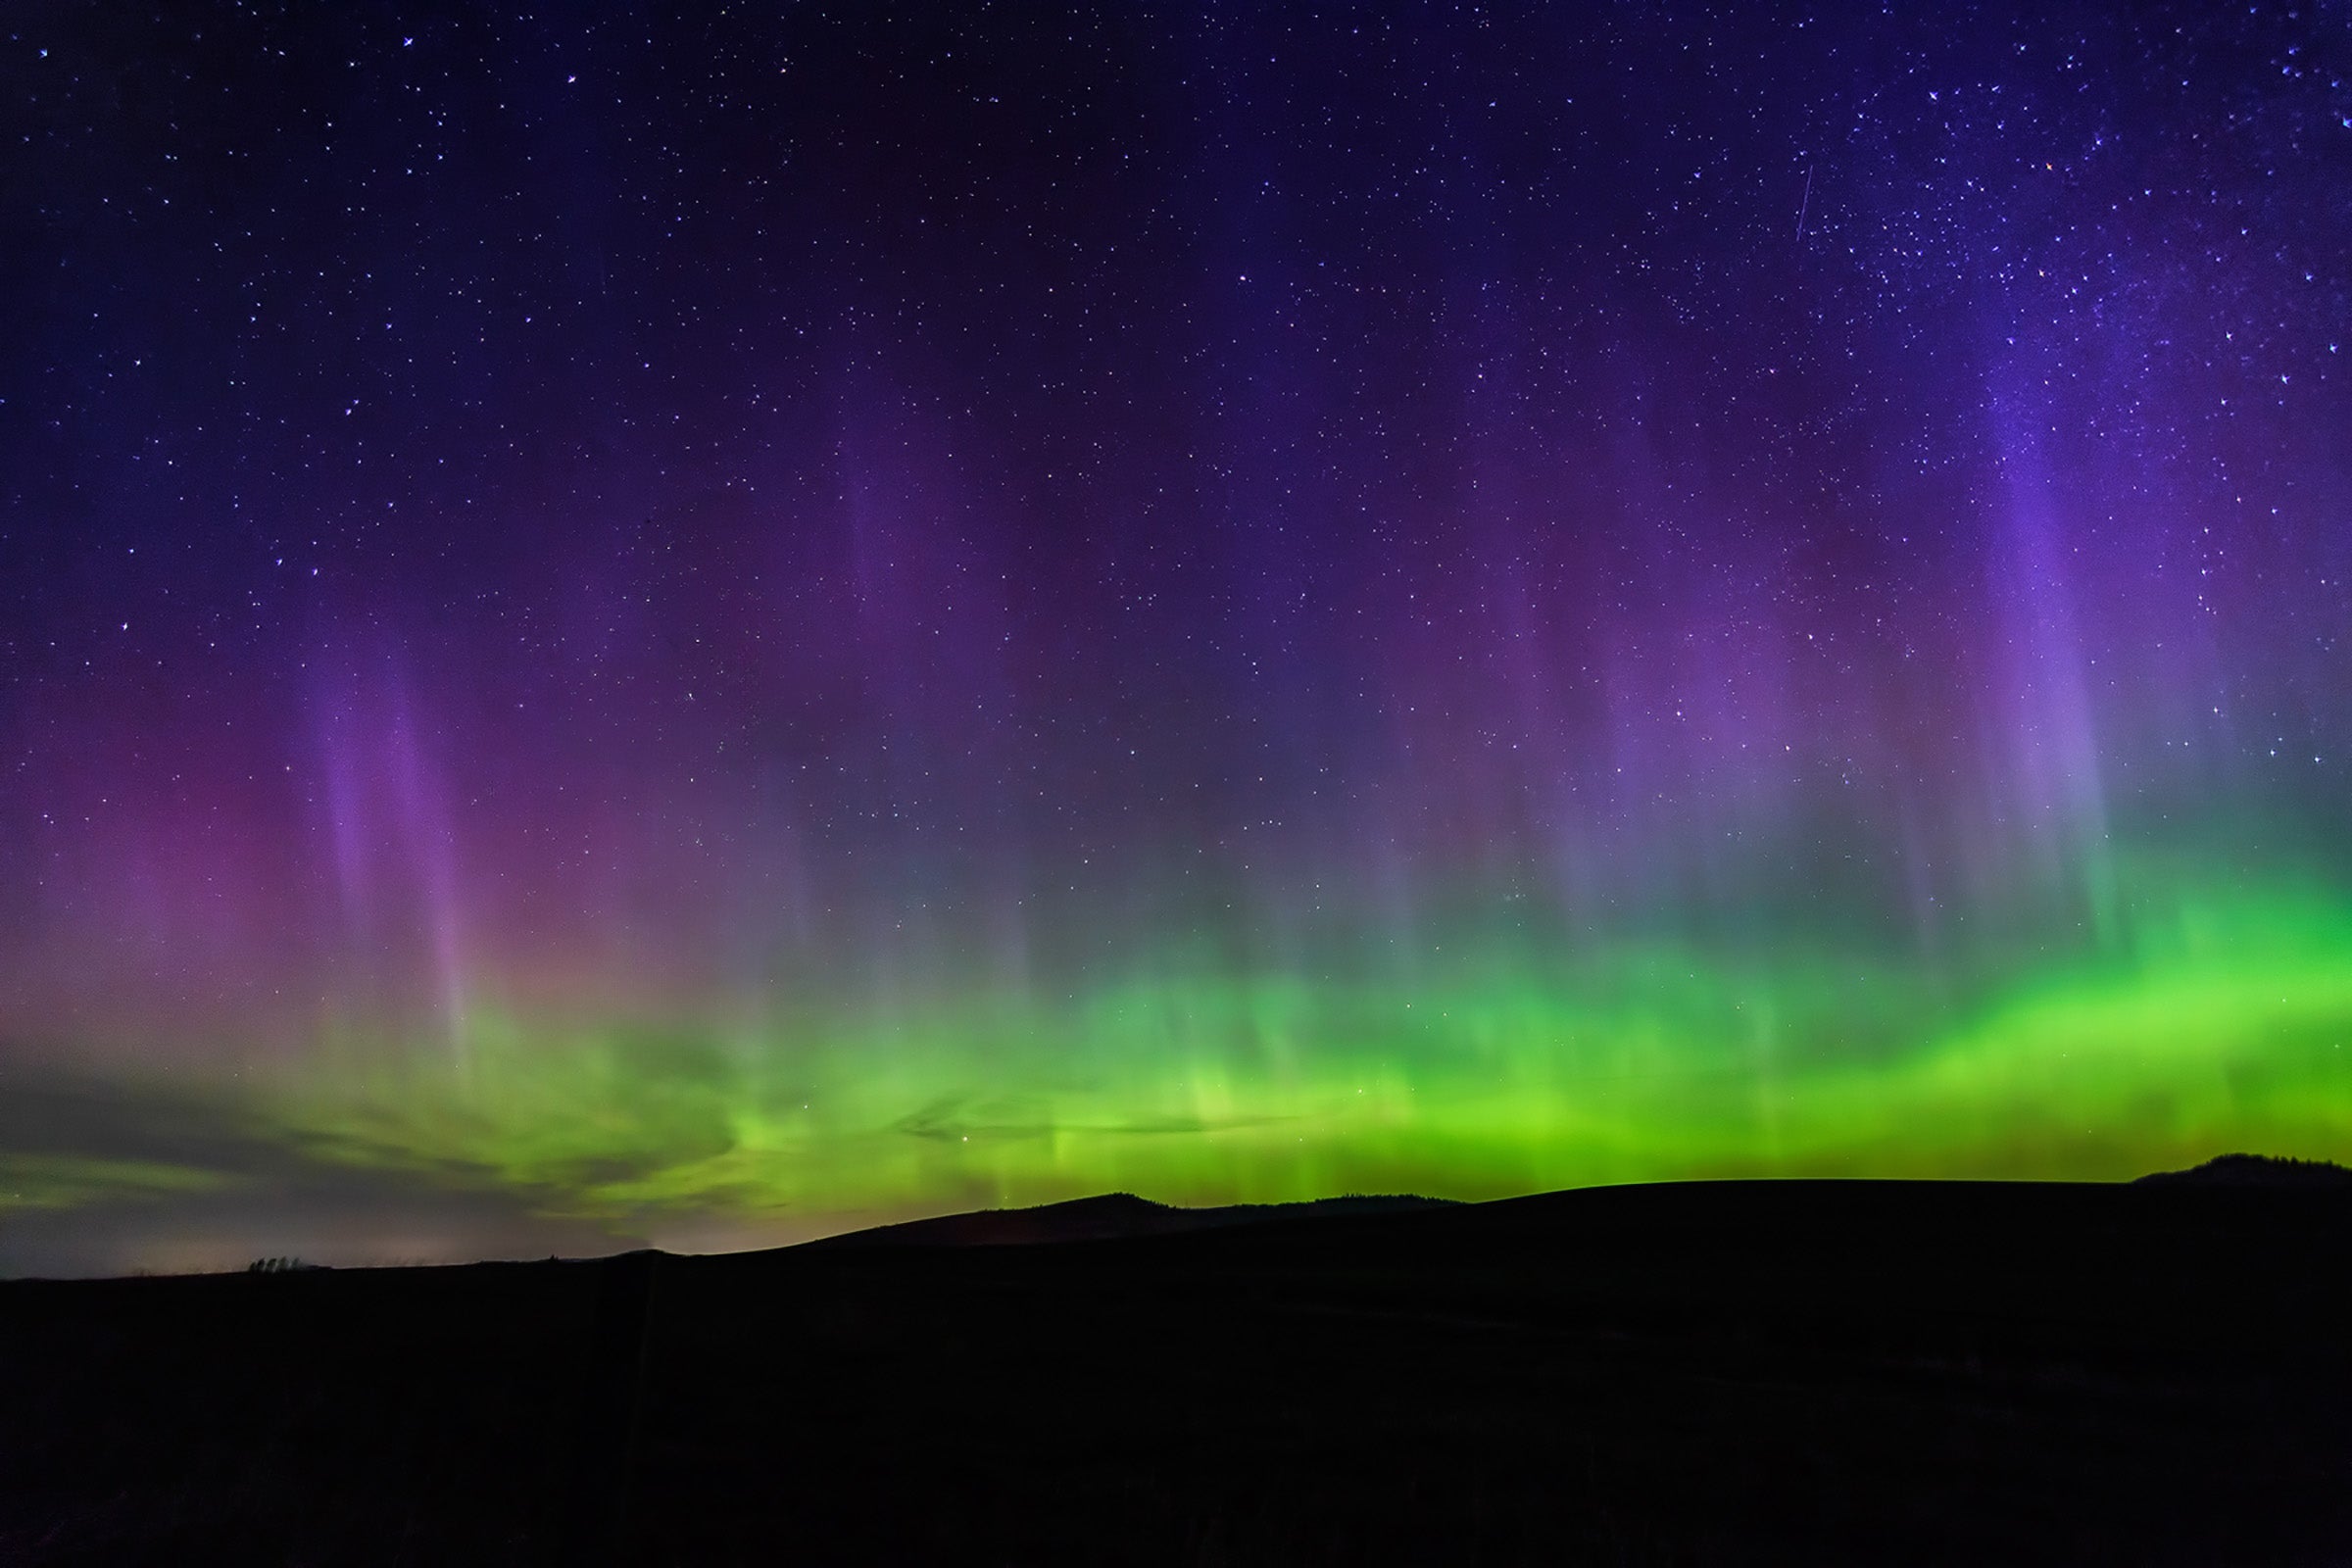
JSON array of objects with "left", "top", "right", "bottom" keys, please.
[{"left": 131, "top": 848, "right": 2335, "bottom": 1249}]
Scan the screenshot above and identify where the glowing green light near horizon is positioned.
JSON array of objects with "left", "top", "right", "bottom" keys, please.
[{"left": 197, "top": 850, "right": 2350, "bottom": 1246}]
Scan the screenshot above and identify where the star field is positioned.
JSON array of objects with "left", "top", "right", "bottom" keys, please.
[{"left": 2, "top": 2, "right": 2348, "bottom": 1274}]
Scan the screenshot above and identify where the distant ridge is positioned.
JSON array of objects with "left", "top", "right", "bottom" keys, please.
[
  {"left": 805, "top": 1192, "right": 1458, "bottom": 1249},
  {"left": 2134, "top": 1152, "right": 2352, "bottom": 1187}
]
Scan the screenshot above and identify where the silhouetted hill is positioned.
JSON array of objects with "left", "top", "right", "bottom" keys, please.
[
  {"left": 7, "top": 1178, "right": 2351, "bottom": 1564},
  {"left": 803, "top": 1191, "right": 1456, "bottom": 1248},
  {"left": 2135, "top": 1152, "right": 2352, "bottom": 1187}
]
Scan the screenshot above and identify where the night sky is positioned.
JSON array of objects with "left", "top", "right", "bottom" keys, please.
[{"left": 4, "top": 3, "right": 2349, "bottom": 1276}]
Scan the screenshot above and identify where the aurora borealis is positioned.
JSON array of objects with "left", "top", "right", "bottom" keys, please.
[{"left": 3, "top": 4, "right": 2348, "bottom": 1276}]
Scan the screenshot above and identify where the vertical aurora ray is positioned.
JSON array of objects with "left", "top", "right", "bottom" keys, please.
[
  {"left": 313, "top": 658, "right": 473, "bottom": 1064},
  {"left": 3, "top": 3, "right": 2348, "bottom": 1273}
]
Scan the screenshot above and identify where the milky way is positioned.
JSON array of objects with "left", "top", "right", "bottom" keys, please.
[{"left": 4, "top": 4, "right": 2348, "bottom": 1274}]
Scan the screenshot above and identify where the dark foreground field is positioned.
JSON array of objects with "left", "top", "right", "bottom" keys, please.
[{"left": 5, "top": 1178, "right": 2350, "bottom": 1565}]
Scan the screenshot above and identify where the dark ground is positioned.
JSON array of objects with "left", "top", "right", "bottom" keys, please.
[{"left": 4, "top": 1178, "right": 2349, "bottom": 1565}]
